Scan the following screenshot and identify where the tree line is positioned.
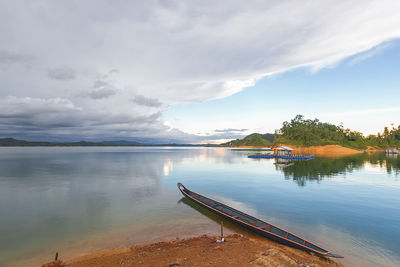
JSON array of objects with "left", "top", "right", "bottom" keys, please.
[{"left": 274, "top": 115, "right": 400, "bottom": 149}]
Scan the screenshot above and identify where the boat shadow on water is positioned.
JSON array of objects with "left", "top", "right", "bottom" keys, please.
[
  {"left": 178, "top": 196, "right": 343, "bottom": 259},
  {"left": 178, "top": 197, "right": 259, "bottom": 238}
]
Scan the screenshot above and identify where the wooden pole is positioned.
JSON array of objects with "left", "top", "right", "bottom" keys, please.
[{"left": 221, "top": 221, "right": 224, "bottom": 240}]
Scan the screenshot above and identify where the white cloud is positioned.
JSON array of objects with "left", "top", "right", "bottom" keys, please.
[
  {"left": 0, "top": 1, "right": 400, "bottom": 141},
  {"left": 349, "top": 42, "right": 392, "bottom": 66},
  {"left": 222, "top": 78, "right": 257, "bottom": 99}
]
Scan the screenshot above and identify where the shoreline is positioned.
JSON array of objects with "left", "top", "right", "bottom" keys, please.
[
  {"left": 290, "top": 145, "right": 363, "bottom": 157},
  {"left": 43, "top": 234, "right": 342, "bottom": 267},
  {"left": 230, "top": 144, "right": 372, "bottom": 157}
]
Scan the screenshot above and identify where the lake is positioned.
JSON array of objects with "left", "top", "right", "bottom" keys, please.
[{"left": 0, "top": 147, "right": 399, "bottom": 266}]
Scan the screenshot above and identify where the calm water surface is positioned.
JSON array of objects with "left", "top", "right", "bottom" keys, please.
[{"left": 0, "top": 147, "right": 399, "bottom": 266}]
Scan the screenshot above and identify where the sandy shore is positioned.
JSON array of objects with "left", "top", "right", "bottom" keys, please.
[
  {"left": 290, "top": 145, "right": 361, "bottom": 157},
  {"left": 42, "top": 234, "right": 342, "bottom": 267},
  {"left": 232, "top": 144, "right": 363, "bottom": 157}
]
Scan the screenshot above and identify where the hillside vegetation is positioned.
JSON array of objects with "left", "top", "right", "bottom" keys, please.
[
  {"left": 222, "top": 115, "right": 400, "bottom": 149},
  {"left": 222, "top": 133, "right": 273, "bottom": 146},
  {"left": 275, "top": 115, "right": 400, "bottom": 149}
]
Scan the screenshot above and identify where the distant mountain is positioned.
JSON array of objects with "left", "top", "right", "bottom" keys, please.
[
  {"left": 102, "top": 140, "right": 142, "bottom": 145},
  {"left": 221, "top": 133, "right": 274, "bottom": 146},
  {"left": 0, "top": 137, "right": 210, "bottom": 147},
  {"left": 0, "top": 138, "right": 54, "bottom": 146},
  {"left": 0, "top": 138, "right": 142, "bottom": 147}
]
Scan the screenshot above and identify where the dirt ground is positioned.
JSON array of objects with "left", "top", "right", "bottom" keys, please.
[
  {"left": 234, "top": 144, "right": 362, "bottom": 157},
  {"left": 43, "top": 234, "right": 342, "bottom": 267},
  {"left": 290, "top": 145, "right": 361, "bottom": 157}
]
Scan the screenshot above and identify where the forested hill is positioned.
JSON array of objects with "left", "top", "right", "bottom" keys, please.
[
  {"left": 222, "top": 133, "right": 274, "bottom": 146},
  {"left": 221, "top": 115, "right": 400, "bottom": 149},
  {"left": 274, "top": 115, "right": 400, "bottom": 149}
]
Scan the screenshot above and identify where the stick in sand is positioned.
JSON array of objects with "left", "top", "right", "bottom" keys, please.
[{"left": 221, "top": 221, "right": 224, "bottom": 241}]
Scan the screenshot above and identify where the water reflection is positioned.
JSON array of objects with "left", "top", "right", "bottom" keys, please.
[
  {"left": 179, "top": 197, "right": 260, "bottom": 239},
  {"left": 163, "top": 160, "right": 173, "bottom": 176},
  {"left": 274, "top": 158, "right": 294, "bottom": 169},
  {"left": 179, "top": 197, "right": 230, "bottom": 227},
  {"left": 279, "top": 153, "right": 400, "bottom": 186},
  {"left": 376, "top": 153, "right": 400, "bottom": 175},
  {"left": 1, "top": 147, "right": 399, "bottom": 267},
  {"left": 0, "top": 147, "right": 185, "bottom": 265},
  {"left": 179, "top": 196, "right": 399, "bottom": 267}
]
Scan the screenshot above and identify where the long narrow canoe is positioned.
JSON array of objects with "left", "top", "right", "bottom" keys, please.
[{"left": 177, "top": 183, "right": 343, "bottom": 258}]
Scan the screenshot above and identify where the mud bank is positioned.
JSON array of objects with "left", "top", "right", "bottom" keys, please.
[{"left": 43, "top": 234, "right": 342, "bottom": 267}]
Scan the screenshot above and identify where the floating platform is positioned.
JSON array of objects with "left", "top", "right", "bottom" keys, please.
[{"left": 248, "top": 155, "right": 316, "bottom": 160}]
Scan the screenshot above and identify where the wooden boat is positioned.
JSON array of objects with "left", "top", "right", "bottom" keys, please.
[{"left": 177, "top": 183, "right": 343, "bottom": 258}]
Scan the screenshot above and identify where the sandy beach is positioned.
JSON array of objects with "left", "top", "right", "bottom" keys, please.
[
  {"left": 290, "top": 145, "right": 362, "bottom": 157},
  {"left": 43, "top": 234, "right": 342, "bottom": 267},
  {"left": 233, "top": 144, "right": 363, "bottom": 157}
]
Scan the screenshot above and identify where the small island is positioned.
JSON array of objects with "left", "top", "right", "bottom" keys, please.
[{"left": 221, "top": 115, "right": 400, "bottom": 156}]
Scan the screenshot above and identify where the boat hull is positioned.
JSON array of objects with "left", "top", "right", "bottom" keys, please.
[
  {"left": 187, "top": 191, "right": 311, "bottom": 252},
  {"left": 177, "top": 183, "right": 343, "bottom": 258}
]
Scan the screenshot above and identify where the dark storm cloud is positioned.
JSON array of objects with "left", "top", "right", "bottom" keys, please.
[{"left": 0, "top": 97, "right": 164, "bottom": 139}]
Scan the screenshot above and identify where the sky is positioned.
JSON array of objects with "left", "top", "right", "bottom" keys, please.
[{"left": 1, "top": 0, "right": 400, "bottom": 143}]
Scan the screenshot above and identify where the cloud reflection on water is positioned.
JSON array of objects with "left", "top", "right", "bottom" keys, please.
[{"left": 0, "top": 147, "right": 399, "bottom": 267}]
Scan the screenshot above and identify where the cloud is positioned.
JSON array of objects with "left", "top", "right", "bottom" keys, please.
[
  {"left": 87, "top": 88, "right": 117, "bottom": 99},
  {"left": 348, "top": 42, "right": 392, "bottom": 66},
  {"left": 0, "top": 96, "right": 169, "bottom": 140},
  {"left": 1, "top": 1, "right": 400, "bottom": 142},
  {"left": 132, "top": 95, "right": 163, "bottom": 107},
  {"left": 0, "top": 96, "right": 244, "bottom": 143},
  {"left": 214, "top": 128, "right": 248, "bottom": 133},
  {"left": 0, "top": 50, "right": 31, "bottom": 65},
  {"left": 93, "top": 80, "right": 109, "bottom": 88},
  {"left": 222, "top": 78, "right": 257, "bottom": 99},
  {"left": 80, "top": 79, "right": 118, "bottom": 99},
  {"left": 48, "top": 67, "right": 76, "bottom": 80}
]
